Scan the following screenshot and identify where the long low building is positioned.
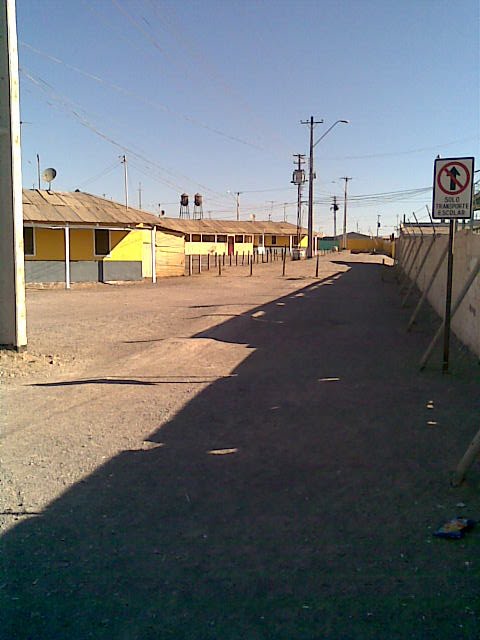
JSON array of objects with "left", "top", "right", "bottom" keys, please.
[{"left": 155, "top": 217, "right": 309, "bottom": 256}]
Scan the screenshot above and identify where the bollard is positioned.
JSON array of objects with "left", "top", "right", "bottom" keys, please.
[
  {"left": 215, "top": 253, "right": 217, "bottom": 267},
  {"left": 207, "top": 254, "right": 210, "bottom": 271},
  {"left": 250, "top": 258, "right": 253, "bottom": 276},
  {"left": 223, "top": 253, "right": 225, "bottom": 266},
  {"left": 242, "top": 252, "right": 244, "bottom": 266},
  {"left": 236, "top": 252, "right": 238, "bottom": 266},
  {"left": 315, "top": 254, "right": 319, "bottom": 278},
  {"left": 218, "top": 260, "right": 222, "bottom": 276},
  {"left": 198, "top": 254, "right": 201, "bottom": 274}
]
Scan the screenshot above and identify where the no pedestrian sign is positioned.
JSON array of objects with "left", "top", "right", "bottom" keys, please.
[{"left": 432, "top": 157, "right": 475, "bottom": 219}]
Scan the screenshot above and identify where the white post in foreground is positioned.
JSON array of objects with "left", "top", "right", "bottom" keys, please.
[
  {"left": 64, "top": 226, "right": 70, "bottom": 289},
  {"left": 0, "top": 0, "right": 27, "bottom": 349},
  {"left": 151, "top": 228, "right": 156, "bottom": 283}
]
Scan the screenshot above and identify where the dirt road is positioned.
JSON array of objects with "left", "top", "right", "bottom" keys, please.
[{"left": 1, "top": 253, "right": 479, "bottom": 639}]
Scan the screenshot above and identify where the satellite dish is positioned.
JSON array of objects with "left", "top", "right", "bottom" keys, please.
[{"left": 42, "top": 167, "right": 57, "bottom": 190}]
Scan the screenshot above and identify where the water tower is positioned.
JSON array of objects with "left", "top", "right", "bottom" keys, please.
[
  {"left": 193, "top": 193, "right": 203, "bottom": 220},
  {"left": 179, "top": 193, "right": 190, "bottom": 219}
]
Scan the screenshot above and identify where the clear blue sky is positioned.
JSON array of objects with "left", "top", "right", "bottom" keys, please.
[{"left": 17, "top": 0, "right": 479, "bottom": 235}]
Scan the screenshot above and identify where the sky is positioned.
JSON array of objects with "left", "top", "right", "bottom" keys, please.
[{"left": 16, "top": 0, "right": 480, "bottom": 236}]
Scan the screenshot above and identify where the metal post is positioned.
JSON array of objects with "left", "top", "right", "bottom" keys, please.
[
  {"left": 207, "top": 253, "right": 210, "bottom": 271},
  {"left": 282, "top": 248, "right": 286, "bottom": 276},
  {"left": 315, "top": 253, "right": 319, "bottom": 277},
  {"left": 307, "top": 117, "right": 314, "bottom": 258},
  {"left": 64, "top": 226, "right": 70, "bottom": 289},
  {"left": 250, "top": 257, "right": 253, "bottom": 276},
  {"left": 151, "top": 228, "right": 156, "bottom": 283},
  {"left": 188, "top": 254, "right": 192, "bottom": 276},
  {"left": 442, "top": 220, "right": 455, "bottom": 373},
  {"left": 198, "top": 254, "right": 201, "bottom": 274}
]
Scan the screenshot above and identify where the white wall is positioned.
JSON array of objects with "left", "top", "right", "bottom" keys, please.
[{"left": 398, "top": 229, "right": 480, "bottom": 357}]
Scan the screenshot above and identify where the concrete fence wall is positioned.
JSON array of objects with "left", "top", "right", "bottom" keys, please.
[{"left": 397, "top": 229, "right": 480, "bottom": 357}]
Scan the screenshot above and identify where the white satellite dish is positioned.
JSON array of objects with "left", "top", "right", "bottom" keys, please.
[{"left": 42, "top": 167, "right": 57, "bottom": 191}]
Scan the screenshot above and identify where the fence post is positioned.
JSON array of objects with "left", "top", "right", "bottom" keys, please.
[
  {"left": 207, "top": 254, "right": 210, "bottom": 271},
  {"left": 282, "top": 249, "right": 286, "bottom": 277},
  {"left": 198, "top": 254, "right": 201, "bottom": 274},
  {"left": 188, "top": 254, "right": 192, "bottom": 276},
  {"left": 236, "top": 252, "right": 238, "bottom": 266},
  {"left": 250, "top": 257, "right": 253, "bottom": 276},
  {"left": 218, "top": 260, "right": 222, "bottom": 276},
  {"left": 215, "top": 253, "right": 217, "bottom": 267}
]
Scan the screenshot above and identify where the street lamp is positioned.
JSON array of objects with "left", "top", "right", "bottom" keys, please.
[{"left": 304, "top": 118, "right": 349, "bottom": 258}]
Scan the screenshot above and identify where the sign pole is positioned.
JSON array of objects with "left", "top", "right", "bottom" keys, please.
[{"left": 442, "top": 219, "right": 455, "bottom": 373}]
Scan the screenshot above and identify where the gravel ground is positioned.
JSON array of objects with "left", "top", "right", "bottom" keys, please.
[{"left": 1, "top": 252, "right": 480, "bottom": 639}]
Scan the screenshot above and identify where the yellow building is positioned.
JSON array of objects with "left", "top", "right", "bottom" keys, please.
[
  {"left": 22, "top": 190, "right": 184, "bottom": 286},
  {"left": 155, "top": 218, "right": 310, "bottom": 257}
]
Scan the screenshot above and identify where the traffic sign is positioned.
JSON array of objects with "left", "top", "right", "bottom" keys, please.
[{"left": 432, "top": 157, "right": 475, "bottom": 219}]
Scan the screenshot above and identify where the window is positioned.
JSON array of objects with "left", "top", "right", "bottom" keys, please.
[
  {"left": 191, "top": 234, "right": 201, "bottom": 242},
  {"left": 202, "top": 234, "right": 215, "bottom": 242},
  {"left": 216, "top": 234, "right": 227, "bottom": 242},
  {"left": 95, "top": 229, "right": 110, "bottom": 256},
  {"left": 244, "top": 235, "right": 252, "bottom": 243},
  {"left": 24, "top": 227, "right": 35, "bottom": 256},
  {"left": 235, "top": 235, "right": 243, "bottom": 243},
  {"left": 185, "top": 234, "right": 191, "bottom": 241},
  {"left": 271, "top": 235, "right": 277, "bottom": 245}
]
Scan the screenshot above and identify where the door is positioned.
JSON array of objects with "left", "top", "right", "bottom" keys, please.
[{"left": 227, "top": 236, "right": 234, "bottom": 255}]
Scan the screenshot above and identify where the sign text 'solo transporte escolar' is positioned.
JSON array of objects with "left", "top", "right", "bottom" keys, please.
[{"left": 432, "top": 157, "right": 475, "bottom": 220}]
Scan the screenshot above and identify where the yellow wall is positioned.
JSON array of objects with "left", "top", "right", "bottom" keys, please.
[
  {"left": 185, "top": 240, "right": 254, "bottom": 255},
  {"left": 25, "top": 227, "right": 146, "bottom": 262},
  {"left": 347, "top": 237, "right": 392, "bottom": 256},
  {"left": 155, "top": 229, "right": 185, "bottom": 277},
  {"left": 30, "top": 228, "right": 64, "bottom": 260}
]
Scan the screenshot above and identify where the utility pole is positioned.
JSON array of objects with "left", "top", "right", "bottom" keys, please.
[
  {"left": 376, "top": 214, "right": 381, "bottom": 238},
  {"left": 36, "top": 153, "right": 40, "bottom": 189},
  {"left": 330, "top": 195, "right": 338, "bottom": 238},
  {"left": 301, "top": 116, "right": 323, "bottom": 258},
  {"left": 0, "top": 0, "right": 27, "bottom": 349},
  {"left": 138, "top": 182, "right": 142, "bottom": 210},
  {"left": 120, "top": 154, "right": 128, "bottom": 209},
  {"left": 292, "top": 154, "right": 306, "bottom": 248},
  {"left": 340, "top": 177, "right": 351, "bottom": 250},
  {"left": 235, "top": 191, "right": 240, "bottom": 221}
]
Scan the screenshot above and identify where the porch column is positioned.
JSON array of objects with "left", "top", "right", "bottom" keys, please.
[
  {"left": 64, "top": 225, "right": 70, "bottom": 289},
  {"left": 289, "top": 235, "right": 293, "bottom": 253},
  {"left": 151, "top": 227, "right": 156, "bottom": 283}
]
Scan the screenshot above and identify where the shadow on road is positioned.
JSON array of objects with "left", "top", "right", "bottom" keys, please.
[{"left": 2, "top": 261, "right": 480, "bottom": 639}]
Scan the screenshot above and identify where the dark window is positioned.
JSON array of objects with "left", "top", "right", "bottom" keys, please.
[
  {"left": 244, "top": 235, "right": 252, "bottom": 243},
  {"left": 271, "top": 235, "right": 277, "bottom": 245},
  {"left": 24, "top": 227, "right": 34, "bottom": 256},
  {"left": 202, "top": 234, "right": 215, "bottom": 242},
  {"left": 191, "top": 234, "right": 201, "bottom": 242},
  {"left": 235, "top": 235, "right": 243, "bottom": 243},
  {"left": 95, "top": 229, "right": 110, "bottom": 256},
  {"left": 185, "top": 234, "right": 191, "bottom": 241},
  {"left": 216, "top": 234, "right": 227, "bottom": 242}
]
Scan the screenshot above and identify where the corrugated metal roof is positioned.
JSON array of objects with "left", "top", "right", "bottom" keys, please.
[
  {"left": 23, "top": 190, "right": 161, "bottom": 227},
  {"left": 156, "top": 217, "right": 310, "bottom": 235},
  {"left": 22, "top": 189, "right": 314, "bottom": 235}
]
